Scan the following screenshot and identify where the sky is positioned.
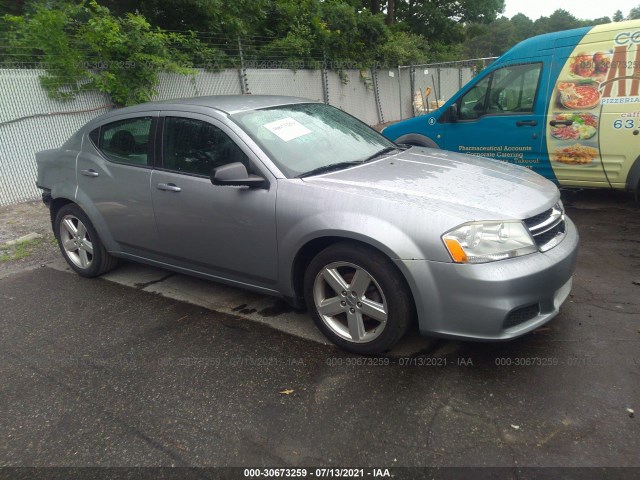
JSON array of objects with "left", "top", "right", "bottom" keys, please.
[{"left": 502, "top": 0, "right": 639, "bottom": 21}]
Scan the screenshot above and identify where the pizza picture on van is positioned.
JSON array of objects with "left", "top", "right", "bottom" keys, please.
[{"left": 556, "top": 82, "right": 601, "bottom": 109}]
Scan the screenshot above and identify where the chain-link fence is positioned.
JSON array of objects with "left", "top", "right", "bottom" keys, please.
[{"left": 0, "top": 58, "right": 495, "bottom": 206}]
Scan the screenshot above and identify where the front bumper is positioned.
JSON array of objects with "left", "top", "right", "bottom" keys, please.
[{"left": 397, "top": 216, "right": 579, "bottom": 340}]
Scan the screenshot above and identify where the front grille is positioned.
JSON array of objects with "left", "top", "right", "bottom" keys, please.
[
  {"left": 524, "top": 208, "right": 552, "bottom": 228},
  {"left": 504, "top": 304, "right": 540, "bottom": 329},
  {"left": 524, "top": 202, "right": 566, "bottom": 252}
]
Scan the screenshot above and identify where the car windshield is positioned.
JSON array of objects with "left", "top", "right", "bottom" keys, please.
[{"left": 231, "top": 103, "right": 396, "bottom": 178}]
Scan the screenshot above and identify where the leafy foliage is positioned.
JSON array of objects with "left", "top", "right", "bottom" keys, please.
[
  {"left": 464, "top": 7, "right": 637, "bottom": 58},
  {"left": 3, "top": 0, "right": 636, "bottom": 107},
  {"left": 3, "top": 1, "right": 197, "bottom": 105},
  {"left": 255, "top": 0, "right": 429, "bottom": 67}
]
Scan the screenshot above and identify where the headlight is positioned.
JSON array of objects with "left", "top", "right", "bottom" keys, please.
[{"left": 442, "top": 221, "right": 537, "bottom": 264}]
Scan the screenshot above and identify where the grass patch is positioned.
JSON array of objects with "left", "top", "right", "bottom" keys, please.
[{"left": 0, "top": 238, "right": 44, "bottom": 262}]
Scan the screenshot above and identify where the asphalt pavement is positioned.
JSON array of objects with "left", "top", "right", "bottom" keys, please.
[{"left": 0, "top": 189, "right": 639, "bottom": 475}]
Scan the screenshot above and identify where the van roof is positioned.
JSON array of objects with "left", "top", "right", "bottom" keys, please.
[{"left": 496, "top": 19, "right": 640, "bottom": 65}]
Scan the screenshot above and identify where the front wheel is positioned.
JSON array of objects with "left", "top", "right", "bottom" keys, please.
[
  {"left": 304, "top": 242, "right": 414, "bottom": 354},
  {"left": 54, "top": 204, "right": 118, "bottom": 277}
]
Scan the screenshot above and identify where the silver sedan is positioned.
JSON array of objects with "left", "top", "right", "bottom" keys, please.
[{"left": 36, "top": 96, "right": 579, "bottom": 354}]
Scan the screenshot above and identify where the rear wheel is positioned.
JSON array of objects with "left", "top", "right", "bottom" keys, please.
[
  {"left": 304, "top": 242, "right": 413, "bottom": 354},
  {"left": 55, "top": 204, "right": 118, "bottom": 277}
]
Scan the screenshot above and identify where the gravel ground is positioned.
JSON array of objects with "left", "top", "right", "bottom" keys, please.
[{"left": 0, "top": 200, "right": 58, "bottom": 278}]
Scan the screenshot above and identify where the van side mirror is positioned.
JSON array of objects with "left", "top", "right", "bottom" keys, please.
[
  {"left": 211, "top": 162, "right": 266, "bottom": 188},
  {"left": 448, "top": 104, "right": 458, "bottom": 123}
]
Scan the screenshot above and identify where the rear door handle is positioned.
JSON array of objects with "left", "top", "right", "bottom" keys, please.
[
  {"left": 516, "top": 120, "right": 538, "bottom": 127},
  {"left": 157, "top": 183, "right": 181, "bottom": 192},
  {"left": 549, "top": 120, "right": 574, "bottom": 127},
  {"left": 80, "top": 169, "right": 99, "bottom": 177}
]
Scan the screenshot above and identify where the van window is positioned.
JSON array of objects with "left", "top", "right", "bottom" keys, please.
[{"left": 458, "top": 63, "right": 542, "bottom": 120}]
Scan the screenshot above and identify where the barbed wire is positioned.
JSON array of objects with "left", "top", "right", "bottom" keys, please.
[{"left": 0, "top": 28, "right": 487, "bottom": 72}]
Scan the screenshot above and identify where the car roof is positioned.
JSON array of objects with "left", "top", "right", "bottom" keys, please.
[{"left": 105, "top": 95, "right": 319, "bottom": 117}]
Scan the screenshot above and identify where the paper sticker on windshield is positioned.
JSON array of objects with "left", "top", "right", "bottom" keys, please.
[{"left": 263, "top": 117, "right": 312, "bottom": 142}]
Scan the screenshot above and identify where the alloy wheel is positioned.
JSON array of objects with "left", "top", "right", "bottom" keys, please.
[
  {"left": 59, "top": 215, "right": 94, "bottom": 269},
  {"left": 312, "top": 261, "right": 388, "bottom": 343}
]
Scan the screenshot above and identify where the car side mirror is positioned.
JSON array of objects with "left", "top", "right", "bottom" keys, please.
[
  {"left": 448, "top": 104, "right": 458, "bottom": 123},
  {"left": 211, "top": 162, "right": 266, "bottom": 188}
]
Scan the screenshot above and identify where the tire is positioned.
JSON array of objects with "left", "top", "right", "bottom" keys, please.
[
  {"left": 54, "top": 204, "right": 118, "bottom": 277},
  {"left": 394, "top": 134, "right": 439, "bottom": 149},
  {"left": 304, "top": 242, "right": 413, "bottom": 354}
]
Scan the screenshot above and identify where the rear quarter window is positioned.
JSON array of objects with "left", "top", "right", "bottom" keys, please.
[{"left": 89, "top": 127, "right": 100, "bottom": 146}]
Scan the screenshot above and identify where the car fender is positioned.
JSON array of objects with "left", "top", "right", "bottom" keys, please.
[
  {"left": 277, "top": 211, "right": 426, "bottom": 297},
  {"left": 36, "top": 148, "right": 77, "bottom": 198},
  {"left": 49, "top": 182, "right": 77, "bottom": 206},
  {"left": 73, "top": 188, "right": 120, "bottom": 252}
]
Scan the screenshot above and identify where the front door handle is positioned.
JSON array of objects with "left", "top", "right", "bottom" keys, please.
[
  {"left": 80, "top": 169, "right": 99, "bottom": 177},
  {"left": 516, "top": 120, "right": 538, "bottom": 127},
  {"left": 157, "top": 183, "right": 181, "bottom": 192}
]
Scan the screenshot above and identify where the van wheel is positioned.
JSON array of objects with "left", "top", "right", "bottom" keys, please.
[
  {"left": 304, "top": 242, "right": 413, "bottom": 354},
  {"left": 394, "top": 134, "right": 439, "bottom": 149},
  {"left": 54, "top": 204, "right": 118, "bottom": 277}
]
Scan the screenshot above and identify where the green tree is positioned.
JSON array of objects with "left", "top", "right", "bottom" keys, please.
[
  {"left": 509, "top": 13, "right": 535, "bottom": 44},
  {"left": 463, "top": 16, "right": 514, "bottom": 58},
  {"left": 533, "top": 9, "right": 584, "bottom": 35},
  {"left": 99, "top": 0, "right": 268, "bottom": 38},
  {"left": 256, "top": 0, "right": 427, "bottom": 66},
  {"left": 0, "top": 0, "right": 25, "bottom": 16},
  {"left": 4, "top": 1, "right": 198, "bottom": 105},
  {"left": 378, "top": 30, "right": 428, "bottom": 64},
  {"left": 629, "top": 5, "right": 640, "bottom": 19},
  {"left": 613, "top": 10, "right": 624, "bottom": 22},
  {"left": 591, "top": 16, "right": 611, "bottom": 26},
  {"left": 395, "top": 0, "right": 504, "bottom": 47}
]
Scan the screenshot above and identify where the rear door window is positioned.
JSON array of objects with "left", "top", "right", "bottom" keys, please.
[{"left": 98, "top": 117, "right": 153, "bottom": 166}]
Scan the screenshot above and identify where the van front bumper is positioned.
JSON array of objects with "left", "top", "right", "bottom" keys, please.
[{"left": 397, "top": 217, "right": 579, "bottom": 340}]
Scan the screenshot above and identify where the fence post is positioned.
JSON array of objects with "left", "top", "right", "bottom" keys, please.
[
  {"left": 322, "top": 56, "right": 330, "bottom": 104},
  {"left": 398, "top": 66, "right": 403, "bottom": 120},
  {"left": 371, "top": 65, "right": 384, "bottom": 125},
  {"left": 237, "top": 37, "right": 250, "bottom": 94},
  {"left": 409, "top": 65, "right": 416, "bottom": 117}
]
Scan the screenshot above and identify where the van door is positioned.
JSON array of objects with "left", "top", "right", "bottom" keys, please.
[
  {"left": 550, "top": 22, "right": 640, "bottom": 190},
  {"left": 545, "top": 33, "right": 613, "bottom": 188},
  {"left": 442, "top": 62, "right": 551, "bottom": 178}
]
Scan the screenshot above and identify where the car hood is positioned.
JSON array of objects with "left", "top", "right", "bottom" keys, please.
[{"left": 300, "top": 147, "right": 559, "bottom": 221}]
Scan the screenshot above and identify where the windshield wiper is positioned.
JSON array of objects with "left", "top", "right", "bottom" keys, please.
[
  {"left": 298, "top": 161, "right": 364, "bottom": 178},
  {"left": 361, "top": 146, "right": 400, "bottom": 163},
  {"left": 297, "top": 146, "right": 403, "bottom": 178}
]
